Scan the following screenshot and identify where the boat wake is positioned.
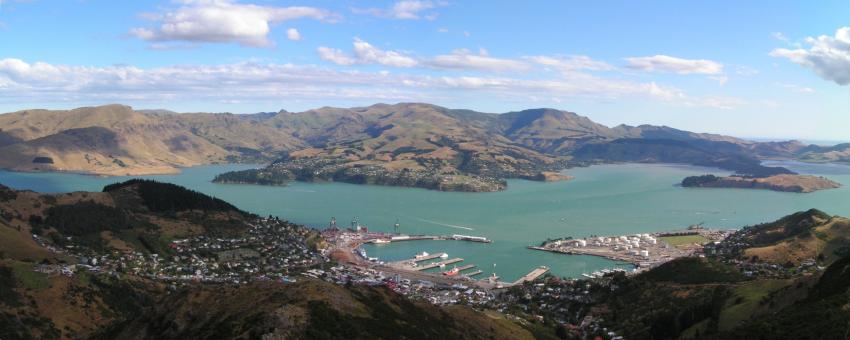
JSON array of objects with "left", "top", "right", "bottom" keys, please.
[{"left": 410, "top": 217, "right": 476, "bottom": 231}]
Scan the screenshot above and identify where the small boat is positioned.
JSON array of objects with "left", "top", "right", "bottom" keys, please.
[
  {"left": 356, "top": 248, "right": 368, "bottom": 258},
  {"left": 439, "top": 253, "right": 449, "bottom": 259},
  {"left": 415, "top": 252, "right": 430, "bottom": 259}
]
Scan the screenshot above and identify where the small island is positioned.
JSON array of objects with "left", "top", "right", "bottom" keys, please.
[{"left": 681, "top": 174, "right": 841, "bottom": 193}]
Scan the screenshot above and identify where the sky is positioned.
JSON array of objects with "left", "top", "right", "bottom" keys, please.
[{"left": 0, "top": 0, "right": 849, "bottom": 141}]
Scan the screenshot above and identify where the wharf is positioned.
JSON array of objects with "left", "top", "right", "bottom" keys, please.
[
  {"left": 412, "top": 252, "right": 447, "bottom": 263},
  {"left": 454, "top": 264, "right": 476, "bottom": 272},
  {"left": 463, "top": 270, "right": 483, "bottom": 278},
  {"left": 416, "top": 258, "right": 463, "bottom": 271},
  {"left": 513, "top": 266, "right": 549, "bottom": 285}
]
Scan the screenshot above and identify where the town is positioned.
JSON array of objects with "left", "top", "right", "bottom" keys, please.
[{"left": 33, "top": 216, "right": 322, "bottom": 285}]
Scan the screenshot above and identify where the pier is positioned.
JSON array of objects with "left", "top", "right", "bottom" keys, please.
[
  {"left": 462, "top": 270, "right": 483, "bottom": 278},
  {"left": 416, "top": 258, "right": 463, "bottom": 271},
  {"left": 513, "top": 266, "right": 549, "bottom": 285},
  {"left": 412, "top": 252, "right": 447, "bottom": 263},
  {"left": 454, "top": 264, "right": 476, "bottom": 272}
]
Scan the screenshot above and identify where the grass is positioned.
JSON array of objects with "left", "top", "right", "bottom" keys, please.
[
  {"left": 9, "top": 260, "right": 50, "bottom": 290},
  {"left": 660, "top": 234, "right": 711, "bottom": 247},
  {"left": 0, "top": 223, "right": 51, "bottom": 261},
  {"left": 718, "top": 279, "right": 792, "bottom": 331}
]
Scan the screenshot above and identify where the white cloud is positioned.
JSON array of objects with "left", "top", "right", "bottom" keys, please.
[
  {"left": 735, "top": 66, "right": 759, "bottom": 76},
  {"left": 777, "top": 83, "right": 816, "bottom": 93},
  {"left": 319, "top": 38, "right": 418, "bottom": 67},
  {"left": 318, "top": 39, "right": 527, "bottom": 72},
  {"left": 352, "top": 38, "right": 419, "bottom": 67},
  {"left": 528, "top": 55, "right": 614, "bottom": 72},
  {"left": 286, "top": 28, "right": 301, "bottom": 41},
  {"left": 0, "top": 58, "right": 739, "bottom": 110},
  {"left": 131, "top": 0, "right": 337, "bottom": 47},
  {"left": 625, "top": 55, "right": 724, "bottom": 75},
  {"left": 317, "top": 47, "right": 356, "bottom": 65},
  {"left": 770, "top": 27, "right": 850, "bottom": 85},
  {"left": 427, "top": 49, "right": 529, "bottom": 72},
  {"left": 352, "top": 0, "right": 444, "bottom": 20},
  {"left": 771, "top": 32, "right": 789, "bottom": 42}
]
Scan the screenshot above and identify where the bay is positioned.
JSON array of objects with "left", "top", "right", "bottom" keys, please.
[{"left": 1, "top": 161, "right": 849, "bottom": 281}]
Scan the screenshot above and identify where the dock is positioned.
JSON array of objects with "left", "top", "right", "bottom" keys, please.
[
  {"left": 513, "top": 266, "right": 549, "bottom": 285},
  {"left": 412, "top": 252, "right": 447, "bottom": 263},
  {"left": 454, "top": 264, "right": 476, "bottom": 272},
  {"left": 416, "top": 258, "right": 463, "bottom": 271},
  {"left": 462, "top": 270, "right": 483, "bottom": 278}
]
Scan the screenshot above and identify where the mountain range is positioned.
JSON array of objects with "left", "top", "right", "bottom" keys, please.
[{"left": 0, "top": 103, "right": 846, "bottom": 190}]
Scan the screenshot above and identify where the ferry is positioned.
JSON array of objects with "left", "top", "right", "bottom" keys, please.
[
  {"left": 443, "top": 267, "right": 460, "bottom": 276},
  {"left": 372, "top": 239, "right": 391, "bottom": 244}
]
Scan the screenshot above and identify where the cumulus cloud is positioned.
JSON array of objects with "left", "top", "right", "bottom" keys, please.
[
  {"left": 625, "top": 55, "right": 724, "bottom": 75},
  {"left": 770, "top": 27, "right": 850, "bottom": 85},
  {"left": 130, "top": 0, "right": 337, "bottom": 47},
  {"left": 319, "top": 38, "right": 418, "bottom": 67},
  {"left": 286, "top": 28, "right": 301, "bottom": 41},
  {"left": 352, "top": 39, "right": 419, "bottom": 67},
  {"left": 352, "top": 0, "right": 443, "bottom": 20},
  {"left": 0, "top": 57, "right": 740, "bottom": 110}
]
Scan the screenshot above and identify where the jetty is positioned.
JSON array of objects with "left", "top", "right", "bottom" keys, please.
[
  {"left": 412, "top": 252, "right": 446, "bottom": 263},
  {"left": 416, "top": 258, "right": 463, "bottom": 271},
  {"left": 463, "top": 270, "right": 483, "bottom": 278},
  {"left": 454, "top": 264, "right": 476, "bottom": 272},
  {"left": 513, "top": 266, "right": 549, "bottom": 285}
]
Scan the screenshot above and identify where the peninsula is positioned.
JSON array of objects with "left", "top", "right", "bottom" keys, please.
[{"left": 681, "top": 174, "right": 841, "bottom": 193}]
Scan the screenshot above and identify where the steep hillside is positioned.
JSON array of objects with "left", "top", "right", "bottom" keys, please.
[
  {"left": 498, "top": 108, "right": 619, "bottom": 154},
  {"left": 797, "top": 143, "right": 850, "bottom": 163},
  {"left": 216, "top": 103, "right": 565, "bottom": 192},
  {"left": 0, "top": 179, "right": 252, "bottom": 257},
  {"left": 720, "top": 253, "right": 850, "bottom": 339},
  {"left": 0, "top": 105, "right": 238, "bottom": 175},
  {"left": 104, "top": 279, "right": 533, "bottom": 340},
  {"left": 713, "top": 209, "right": 850, "bottom": 265}
]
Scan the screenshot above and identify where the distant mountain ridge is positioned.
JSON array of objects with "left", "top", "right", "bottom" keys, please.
[{"left": 0, "top": 103, "right": 842, "bottom": 190}]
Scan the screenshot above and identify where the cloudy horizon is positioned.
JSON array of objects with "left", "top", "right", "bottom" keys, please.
[{"left": 1, "top": 0, "right": 849, "bottom": 140}]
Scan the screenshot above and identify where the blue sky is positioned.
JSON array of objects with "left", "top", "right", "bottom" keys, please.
[{"left": 1, "top": 0, "right": 848, "bottom": 140}]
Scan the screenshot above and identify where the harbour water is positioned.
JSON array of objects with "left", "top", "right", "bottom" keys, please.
[{"left": 2, "top": 161, "right": 849, "bottom": 281}]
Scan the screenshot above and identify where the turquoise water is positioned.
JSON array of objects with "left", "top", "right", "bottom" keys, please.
[{"left": 1, "top": 161, "right": 849, "bottom": 281}]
